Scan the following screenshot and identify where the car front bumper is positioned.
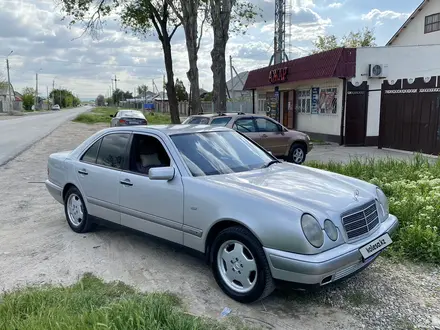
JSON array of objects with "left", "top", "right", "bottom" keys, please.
[
  {"left": 45, "top": 179, "right": 64, "bottom": 204},
  {"left": 264, "top": 214, "right": 399, "bottom": 287}
]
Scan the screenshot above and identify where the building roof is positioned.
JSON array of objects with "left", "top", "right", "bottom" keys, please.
[
  {"left": 243, "top": 48, "right": 356, "bottom": 90},
  {"left": 226, "top": 71, "right": 249, "bottom": 92},
  {"left": 387, "top": 0, "right": 426, "bottom": 45}
]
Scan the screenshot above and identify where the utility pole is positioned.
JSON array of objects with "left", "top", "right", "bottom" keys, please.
[
  {"left": 46, "top": 86, "right": 49, "bottom": 110},
  {"left": 230, "top": 55, "right": 234, "bottom": 112},
  {"left": 113, "top": 75, "right": 119, "bottom": 90},
  {"left": 35, "top": 73, "right": 38, "bottom": 110},
  {"left": 162, "top": 74, "right": 165, "bottom": 113},
  {"left": 52, "top": 80, "right": 55, "bottom": 105},
  {"left": 6, "top": 51, "right": 13, "bottom": 112}
]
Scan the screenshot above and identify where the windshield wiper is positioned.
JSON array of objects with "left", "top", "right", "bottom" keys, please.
[{"left": 261, "top": 159, "right": 281, "bottom": 168}]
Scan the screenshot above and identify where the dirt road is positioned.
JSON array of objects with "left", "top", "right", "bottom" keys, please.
[{"left": 0, "top": 121, "right": 438, "bottom": 330}]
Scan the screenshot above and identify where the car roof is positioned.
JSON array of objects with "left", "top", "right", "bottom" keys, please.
[
  {"left": 191, "top": 112, "right": 246, "bottom": 118},
  {"left": 106, "top": 124, "right": 232, "bottom": 136}
]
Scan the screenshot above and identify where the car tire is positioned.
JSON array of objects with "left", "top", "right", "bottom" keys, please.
[
  {"left": 288, "top": 142, "right": 306, "bottom": 164},
  {"left": 64, "top": 186, "right": 95, "bottom": 233},
  {"left": 211, "top": 226, "right": 275, "bottom": 303}
]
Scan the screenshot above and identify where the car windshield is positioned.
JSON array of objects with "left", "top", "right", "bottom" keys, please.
[{"left": 170, "top": 131, "right": 273, "bottom": 177}]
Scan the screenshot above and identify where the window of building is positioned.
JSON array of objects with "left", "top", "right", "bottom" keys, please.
[
  {"left": 425, "top": 13, "right": 440, "bottom": 33},
  {"left": 318, "top": 87, "right": 338, "bottom": 115},
  {"left": 295, "top": 89, "right": 311, "bottom": 114},
  {"left": 81, "top": 139, "right": 101, "bottom": 164},
  {"left": 96, "top": 133, "right": 130, "bottom": 169}
]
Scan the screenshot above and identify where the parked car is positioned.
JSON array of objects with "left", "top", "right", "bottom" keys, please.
[
  {"left": 110, "top": 110, "right": 147, "bottom": 127},
  {"left": 52, "top": 104, "right": 60, "bottom": 111},
  {"left": 45, "top": 125, "right": 398, "bottom": 303},
  {"left": 182, "top": 113, "right": 312, "bottom": 164}
]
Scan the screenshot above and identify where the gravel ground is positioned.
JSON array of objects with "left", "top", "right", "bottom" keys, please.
[{"left": 0, "top": 121, "right": 439, "bottom": 330}]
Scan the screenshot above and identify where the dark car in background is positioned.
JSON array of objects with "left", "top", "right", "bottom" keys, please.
[{"left": 110, "top": 110, "right": 148, "bottom": 127}]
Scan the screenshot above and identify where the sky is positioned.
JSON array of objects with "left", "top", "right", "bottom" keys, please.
[{"left": 0, "top": 0, "right": 419, "bottom": 99}]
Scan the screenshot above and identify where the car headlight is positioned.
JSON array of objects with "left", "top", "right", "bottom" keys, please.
[
  {"left": 324, "top": 219, "right": 338, "bottom": 241},
  {"left": 301, "top": 214, "right": 324, "bottom": 248},
  {"left": 376, "top": 187, "right": 389, "bottom": 220}
]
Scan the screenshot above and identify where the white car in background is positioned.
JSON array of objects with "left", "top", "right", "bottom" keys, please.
[{"left": 52, "top": 104, "right": 61, "bottom": 111}]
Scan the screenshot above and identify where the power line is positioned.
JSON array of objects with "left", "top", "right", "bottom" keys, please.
[{"left": 0, "top": 56, "right": 164, "bottom": 69}]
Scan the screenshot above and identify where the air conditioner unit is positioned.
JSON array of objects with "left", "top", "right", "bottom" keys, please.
[{"left": 369, "top": 64, "right": 388, "bottom": 78}]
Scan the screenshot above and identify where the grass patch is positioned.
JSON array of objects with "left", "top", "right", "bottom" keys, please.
[
  {"left": 306, "top": 155, "right": 440, "bottom": 264},
  {"left": 73, "top": 107, "right": 171, "bottom": 125},
  {"left": 0, "top": 273, "right": 227, "bottom": 330}
]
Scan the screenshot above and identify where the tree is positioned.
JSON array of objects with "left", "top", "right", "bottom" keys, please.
[
  {"left": 58, "top": 0, "right": 182, "bottom": 124},
  {"left": 123, "top": 91, "right": 133, "bottom": 100},
  {"left": 166, "top": 0, "right": 203, "bottom": 115},
  {"left": 96, "top": 94, "right": 105, "bottom": 106},
  {"left": 137, "top": 84, "right": 148, "bottom": 97},
  {"left": 209, "top": 0, "right": 260, "bottom": 113},
  {"left": 49, "top": 89, "right": 80, "bottom": 108},
  {"left": 112, "top": 88, "right": 125, "bottom": 106},
  {"left": 175, "top": 78, "right": 188, "bottom": 101},
  {"left": 22, "top": 87, "right": 35, "bottom": 111},
  {"left": 312, "top": 27, "right": 376, "bottom": 54}
]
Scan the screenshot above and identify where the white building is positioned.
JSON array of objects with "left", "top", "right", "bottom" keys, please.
[{"left": 243, "top": 0, "right": 440, "bottom": 155}]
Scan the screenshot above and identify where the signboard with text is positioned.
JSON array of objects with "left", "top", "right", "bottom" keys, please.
[
  {"left": 311, "top": 87, "right": 319, "bottom": 114},
  {"left": 268, "top": 67, "right": 288, "bottom": 84}
]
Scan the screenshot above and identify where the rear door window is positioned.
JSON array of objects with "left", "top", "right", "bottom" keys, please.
[
  {"left": 210, "top": 117, "right": 232, "bottom": 126},
  {"left": 81, "top": 139, "right": 102, "bottom": 164},
  {"left": 96, "top": 133, "right": 130, "bottom": 169},
  {"left": 188, "top": 117, "right": 209, "bottom": 124}
]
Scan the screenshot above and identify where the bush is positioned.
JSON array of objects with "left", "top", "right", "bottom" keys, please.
[
  {"left": 306, "top": 155, "right": 440, "bottom": 264},
  {"left": 0, "top": 274, "right": 226, "bottom": 330}
]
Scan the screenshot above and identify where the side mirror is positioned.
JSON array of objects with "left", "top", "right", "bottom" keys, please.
[
  {"left": 109, "top": 115, "right": 114, "bottom": 118},
  {"left": 149, "top": 167, "right": 175, "bottom": 181}
]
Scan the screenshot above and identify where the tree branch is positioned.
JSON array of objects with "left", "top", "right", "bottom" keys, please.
[
  {"left": 169, "top": 22, "right": 182, "bottom": 39},
  {"left": 165, "top": 0, "right": 183, "bottom": 22},
  {"left": 150, "top": 14, "right": 164, "bottom": 40},
  {"left": 71, "top": 0, "right": 106, "bottom": 41},
  {"left": 197, "top": 5, "right": 208, "bottom": 51}
]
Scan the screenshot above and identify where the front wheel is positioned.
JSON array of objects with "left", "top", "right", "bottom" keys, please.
[
  {"left": 288, "top": 142, "right": 306, "bottom": 164},
  {"left": 211, "top": 226, "right": 275, "bottom": 303}
]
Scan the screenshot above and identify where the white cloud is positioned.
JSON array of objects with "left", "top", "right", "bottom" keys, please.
[
  {"left": 328, "top": 2, "right": 342, "bottom": 9},
  {"left": 361, "top": 9, "right": 410, "bottom": 21}
]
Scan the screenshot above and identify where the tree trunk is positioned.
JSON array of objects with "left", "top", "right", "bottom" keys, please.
[
  {"left": 180, "top": 1, "right": 201, "bottom": 115},
  {"left": 161, "top": 36, "right": 180, "bottom": 124},
  {"left": 210, "top": 0, "right": 233, "bottom": 114}
]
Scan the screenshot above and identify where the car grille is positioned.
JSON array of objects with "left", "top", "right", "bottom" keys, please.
[{"left": 341, "top": 200, "right": 379, "bottom": 240}]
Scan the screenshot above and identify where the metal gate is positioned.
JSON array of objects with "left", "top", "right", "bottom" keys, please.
[
  {"left": 345, "top": 81, "right": 368, "bottom": 146},
  {"left": 379, "top": 76, "right": 440, "bottom": 155}
]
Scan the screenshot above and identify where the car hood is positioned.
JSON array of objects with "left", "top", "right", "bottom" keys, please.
[{"left": 199, "top": 163, "right": 375, "bottom": 215}]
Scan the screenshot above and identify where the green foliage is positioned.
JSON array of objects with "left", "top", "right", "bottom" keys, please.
[
  {"left": 230, "top": 0, "right": 264, "bottom": 35},
  {"left": 74, "top": 107, "right": 172, "bottom": 125},
  {"left": 111, "top": 89, "right": 132, "bottom": 105},
  {"left": 22, "top": 87, "right": 35, "bottom": 111},
  {"left": 0, "top": 273, "right": 226, "bottom": 330},
  {"left": 96, "top": 94, "right": 105, "bottom": 106},
  {"left": 175, "top": 78, "right": 188, "bottom": 101},
  {"left": 49, "top": 89, "right": 80, "bottom": 108},
  {"left": 311, "top": 27, "right": 376, "bottom": 54},
  {"left": 137, "top": 84, "right": 148, "bottom": 97},
  {"left": 306, "top": 155, "right": 440, "bottom": 263}
]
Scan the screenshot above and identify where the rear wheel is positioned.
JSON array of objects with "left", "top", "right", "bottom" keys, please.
[
  {"left": 288, "top": 142, "right": 306, "bottom": 164},
  {"left": 211, "top": 226, "right": 275, "bottom": 303},
  {"left": 64, "top": 187, "right": 95, "bottom": 233}
]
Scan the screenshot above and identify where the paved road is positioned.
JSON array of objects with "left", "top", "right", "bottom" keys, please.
[{"left": 0, "top": 106, "right": 91, "bottom": 166}]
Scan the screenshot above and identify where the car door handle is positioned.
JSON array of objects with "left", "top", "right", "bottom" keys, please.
[
  {"left": 120, "top": 179, "right": 133, "bottom": 186},
  {"left": 78, "top": 169, "right": 88, "bottom": 175},
  {"left": 261, "top": 134, "right": 268, "bottom": 138}
]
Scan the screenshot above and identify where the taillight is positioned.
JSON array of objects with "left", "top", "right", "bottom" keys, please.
[
  {"left": 142, "top": 119, "right": 148, "bottom": 125},
  {"left": 119, "top": 119, "right": 127, "bottom": 125}
]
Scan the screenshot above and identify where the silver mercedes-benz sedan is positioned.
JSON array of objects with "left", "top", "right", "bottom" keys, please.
[{"left": 45, "top": 125, "right": 398, "bottom": 303}]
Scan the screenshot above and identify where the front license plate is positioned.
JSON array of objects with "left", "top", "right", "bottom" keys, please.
[{"left": 359, "top": 233, "right": 392, "bottom": 260}]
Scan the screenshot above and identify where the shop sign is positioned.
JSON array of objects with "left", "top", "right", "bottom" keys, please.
[
  {"left": 311, "top": 87, "right": 319, "bottom": 114},
  {"left": 269, "top": 67, "right": 288, "bottom": 84}
]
